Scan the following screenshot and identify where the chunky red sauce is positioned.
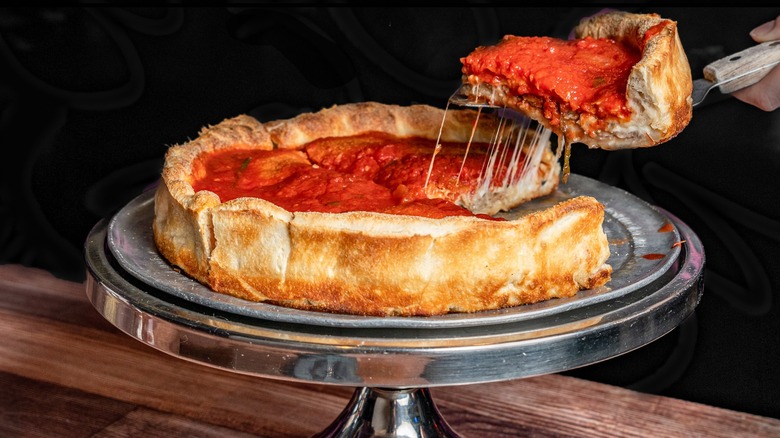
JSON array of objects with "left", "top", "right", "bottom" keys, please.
[
  {"left": 191, "top": 133, "right": 518, "bottom": 220},
  {"left": 461, "top": 35, "right": 642, "bottom": 128},
  {"left": 306, "top": 134, "right": 512, "bottom": 204},
  {"left": 657, "top": 222, "right": 674, "bottom": 233}
]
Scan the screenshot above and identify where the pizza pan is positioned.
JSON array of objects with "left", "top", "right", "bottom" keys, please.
[
  {"left": 107, "top": 174, "right": 680, "bottom": 329},
  {"left": 85, "top": 201, "right": 703, "bottom": 387}
]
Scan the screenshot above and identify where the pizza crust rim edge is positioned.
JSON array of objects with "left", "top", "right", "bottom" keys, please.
[{"left": 152, "top": 102, "right": 612, "bottom": 317}]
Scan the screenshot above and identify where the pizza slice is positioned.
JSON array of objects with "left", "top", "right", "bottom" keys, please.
[{"left": 458, "top": 11, "right": 693, "bottom": 152}]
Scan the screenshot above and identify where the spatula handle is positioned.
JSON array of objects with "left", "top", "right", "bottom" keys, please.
[{"left": 703, "top": 40, "right": 780, "bottom": 94}]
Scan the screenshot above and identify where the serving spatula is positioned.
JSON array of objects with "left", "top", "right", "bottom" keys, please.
[
  {"left": 692, "top": 40, "right": 780, "bottom": 107},
  {"left": 449, "top": 40, "right": 780, "bottom": 109}
]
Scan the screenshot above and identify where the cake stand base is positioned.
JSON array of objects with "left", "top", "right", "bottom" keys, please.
[{"left": 315, "top": 387, "right": 459, "bottom": 438}]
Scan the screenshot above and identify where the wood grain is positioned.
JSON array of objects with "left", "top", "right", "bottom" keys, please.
[
  {"left": 1, "top": 263, "right": 779, "bottom": 437},
  {"left": 703, "top": 40, "right": 780, "bottom": 93}
]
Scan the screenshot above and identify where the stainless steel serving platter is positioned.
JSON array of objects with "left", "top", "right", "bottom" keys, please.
[
  {"left": 106, "top": 174, "right": 681, "bottom": 329},
  {"left": 85, "top": 185, "right": 703, "bottom": 387}
]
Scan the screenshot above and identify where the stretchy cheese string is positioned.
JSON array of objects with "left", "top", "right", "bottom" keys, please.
[
  {"left": 455, "top": 106, "right": 482, "bottom": 185},
  {"left": 425, "top": 102, "right": 554, "bottom": 213},
  {"left": 474, "top": 110, "right": 553, "bottom": 199}
]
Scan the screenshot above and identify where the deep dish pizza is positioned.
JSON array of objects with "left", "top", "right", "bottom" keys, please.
[
  {"left": 152, "top": 102, "right": 612, "bottom": 316},
  {"left": 458, "top": 11, "right": 693, "bottom": 152}
]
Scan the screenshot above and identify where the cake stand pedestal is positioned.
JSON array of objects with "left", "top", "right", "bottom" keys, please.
[{"left": 313, "top": 387, "right": 458, "bottom": 437}]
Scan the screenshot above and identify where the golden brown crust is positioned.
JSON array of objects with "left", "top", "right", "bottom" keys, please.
[
  {"left": 207, "top": 195, "right": 611, "bottom": 316},
  {"left": 153, "top": 102, "right": 612, "bottom": 316},
  {"left": 461, "top": 11, "right": 693, "bottom": 150}
]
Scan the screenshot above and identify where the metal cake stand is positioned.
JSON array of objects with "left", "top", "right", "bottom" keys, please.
[{"left": 84, "top": 175, "right": 704, "bottom": 437}]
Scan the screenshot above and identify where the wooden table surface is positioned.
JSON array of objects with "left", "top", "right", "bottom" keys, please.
[{"left": 1, "top": 263, "right": 779, "bottom": 438}]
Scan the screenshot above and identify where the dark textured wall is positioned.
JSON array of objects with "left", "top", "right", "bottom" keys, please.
[{"left": 1, "top": 6, "right": 779, "bottom": 419}]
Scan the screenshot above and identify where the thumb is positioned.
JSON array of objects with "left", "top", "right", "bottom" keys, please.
[{"left": 749, "top": 16, "right": 780, "bottom": 42}]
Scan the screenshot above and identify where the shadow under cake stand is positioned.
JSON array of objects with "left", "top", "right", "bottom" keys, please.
[{"left": 85, "top": 175, "right": 705, "bottom": 437}]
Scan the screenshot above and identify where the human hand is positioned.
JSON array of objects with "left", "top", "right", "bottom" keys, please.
[{"left": 731, "top": 16, "right": 780, "bottom": 111}]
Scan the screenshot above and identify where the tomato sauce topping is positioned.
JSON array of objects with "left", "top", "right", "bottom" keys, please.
[
  {"left": 305, "top": 133, "right": 514, "bottom": 204},
  {"left": 460, "top": 35, "right": 642, "bottom": 127},
  {"left": 191, "top": 133, "right": 518, "bottom": 220}
]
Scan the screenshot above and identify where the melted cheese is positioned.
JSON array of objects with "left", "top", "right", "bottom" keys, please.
[{"left": 428, "top": 104, "right": 558, "bottom": 212}]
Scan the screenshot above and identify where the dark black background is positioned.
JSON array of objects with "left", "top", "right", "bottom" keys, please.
[{"left": 1, "top": 6, "right": 779, "bottom": 419}]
